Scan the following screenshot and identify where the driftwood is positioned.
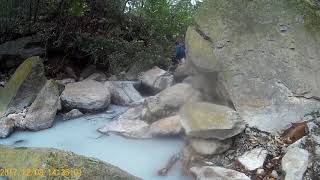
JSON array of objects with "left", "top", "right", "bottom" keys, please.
[{"left": 157, "top": 154, "right": 180, "bottom": 176}]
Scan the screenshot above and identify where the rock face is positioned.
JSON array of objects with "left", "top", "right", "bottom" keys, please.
[
  {"left": 189, "top": 138, "right": 232, "bottom": 155},
  {"left": 143, "top": 83, "right": 202, "bottom": 122},
  {"left": 190, "top": 166, "right": 250, "bottom": 180},
  {"left": 105, "top": 81, "right": 144, "bottom": 106},
  {"left": 139, "top": 66, "right": 174, "bottom": 93},
  {"left": 237, "top": 148, "right": 268, "bottom": 171},
  {"left": 0, "top": 145, "right": 141, "bottom": 180},
  {"left": 0, "top": 56, "right": 46, "bottom": 117},
  {"left": 180, "top": 102, "right": 244, "bottom": 139},
  {"left": 282, "top": 147, "right": 309, "bottom": 180},
  {"left": 148, "top": 115, "right": 182, "bottom": 137},
  {"left": 61, "top": 80, "right": 111, "bottom": 112},
  {"left": 187, "top": 0, "right": 320, "bottom": 132},
  {"left": 16, "top": 80, "right": 60, "bottom": 131},
  {"left": 0, "top": 36, "right": 45, "bottom": 69}
]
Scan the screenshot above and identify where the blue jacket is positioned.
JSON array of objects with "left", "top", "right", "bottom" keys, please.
[{"left": 175, "top": 43, "right": 186, "bottom": 60}]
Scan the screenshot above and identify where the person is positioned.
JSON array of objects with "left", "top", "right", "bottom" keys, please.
[{"left": 175, "top": 37, "right": 186, "bottom": 64}]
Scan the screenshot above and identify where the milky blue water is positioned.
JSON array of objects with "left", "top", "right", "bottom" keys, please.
[{"left": 0, "top": 105, "right": 191, "bottom": 180}]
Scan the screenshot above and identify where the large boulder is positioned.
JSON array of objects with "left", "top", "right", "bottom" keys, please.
[
  {"left": 0, "top": 145, "right": 141, "bottom": 180},
  {"left": 139, "top": 66, "right": 174, "bottom": 94},
  {"left": 0, "top": 116, "right": 14, "bottom": 138},
  {"left": 187, "top": 0, "right": 320, "bottom": 132},
  {"left": 0, "top": 56, "right": 46, "bottom": 117},
  {"left": 142, "top": 83, "right": 202, "bottom": 122},
  {"left": 105, "top": 81, "right": 144, "bottom": 106},
  {"left": 60, "top": 80, "right": 111, "bottom": 112},
  {"left": 180, "top": 102, "right": 245, "bottom": 140},
  {"left": 16, "top": 80, "right": 60, "bottom": 131},
  {"left": 0, "top": 36, "right": 45, "bottom": 69}
]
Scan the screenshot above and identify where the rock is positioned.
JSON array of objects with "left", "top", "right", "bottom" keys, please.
[
  {"left": 119, "top": 105, "right": 145, "bottom": 120},
  {"left": 0, "top": 36, "right": 44, "bottom": 69},
  {"left": 189, "top": 138, "right": 232, "bottom": 155},
  {"left": 84, "top": 72, "right": 107, "bottom": 82},
  {"left": 190, "top": 166, "right": 250, "bottom": 180},
  {"left": 180, "top": 102, "right": 245, "bottom": 140},
  {"left": 256, "top": 169, "right": 265, "bottom": 176},
  {"left": 237, "top": 148, "right": 268, "bottom": 171},
  {"left": 139, "top": 66, "right": 174, "bottom": 93},
  {"left": 0, "top": 117, "right": 14, "bottom": 138},
  {"left": 182, "top": 76, "right": 193, "bottom": 84},
  {"left": 60, "top": 80, "right": 111, "bottom": 112},
  {"left": 16, "top": 80, "right": 60, "bottom": 131},
  {"left": 174, "top": 62, "right": 195, "bottom": 82},
  {"left": 56, "top": 78, "right": 76, "bottom": 86},
  {"left": 187, "top": 0, "right": 320, "bottom": 132},
  {"left": 143, "top": 83, "right": 202, "bottom": 122},
  {"left": 0, "top": 56, "right": 46, "bottom": 117},
  {"left": 63, "top": 109, "right": 84, "bottom": 120},
  {"left": 105, "top": 81, "right": 144, "bottom": 106},
  {"left": 271, "top": 170, "right": 279, "bottom": 179},
  {"left": 148, "top": 115, "right": 182, "bottom": 137},
  {"left": 0, "top": 145, "right": 141, "bottom": 180},
  {"left": 282, "top": 147, "right": 309, "bottom": 180},
  {"left": 98, "top": 118, "right": 151, "bottom": 139}
]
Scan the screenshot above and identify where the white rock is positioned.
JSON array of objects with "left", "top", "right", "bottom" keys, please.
[
  {"left": 98, "top": 118, "right": 151, "bottom": 139},
  {"left": 190, "top": 166, "right": 250, "bottom": 180},
  {"left": 60, "top": 80, "right": 111, "bottom": 112},
  {"left": 256, "top": 169, "right": 265, "bottom": 176},
  {"left": 282, "top": 147, "right": 309, "bottom": 180},
  {"left": 237, "top": 148, "right": 268, "bottom": 171},
  {"left": 148, "top": 115, "right": 182, "bottom": 137},
  {"left": 189, "top": 138, "right": 232, "bottom": 155}
]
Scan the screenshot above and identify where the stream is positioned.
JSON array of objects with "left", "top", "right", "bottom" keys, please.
[{"left": 0, "top": 105, "right": 191, "bottom": 180}]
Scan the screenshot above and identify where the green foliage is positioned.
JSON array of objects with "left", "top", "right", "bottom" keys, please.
[
  {"left": 69, "top": 0, "right": 90, "bottom": 16},
  {"left": 74, "top": 35, "right": 171, "bottom": 74}
]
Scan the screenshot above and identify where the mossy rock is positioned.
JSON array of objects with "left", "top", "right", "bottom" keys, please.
[
  {"left": 0, "top": 145, "right": 141, "bottom": 180},
  {"left": 0, "top": 57, "right": 46, "bottom": 117}
]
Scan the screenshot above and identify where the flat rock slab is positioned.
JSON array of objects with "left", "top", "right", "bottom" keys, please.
[
  {"left": 61, "top": 80, "right": 111, "bottom": 112},
  {"left": 189, "top": 138, "right": 232, "bottom": 155},
  {"left": 98, "top": 118, "right": 151, "bottom": 139},
  {"left": 191, "top": 166, "right": 250, "bottom": 180},
  {"left": 148, "top": 115, "right": 182, "bottom": 137},
  {"left": 237, "top": 148, "right": 268, "bottom": 171},
  {"left": 282, "top": 147, "right": 309, "bottom": 180},
  {"left": 180, "top": 102, "right": 245, "bottom": 140}
]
